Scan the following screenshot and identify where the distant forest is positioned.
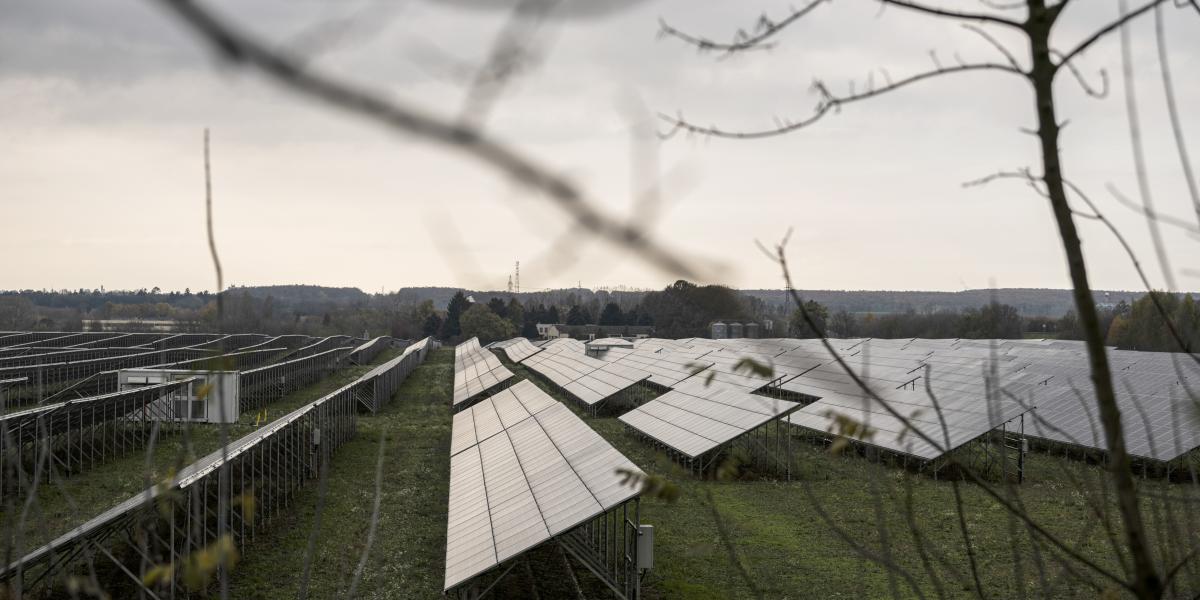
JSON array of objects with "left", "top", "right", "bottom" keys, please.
[
  {"left": 738, "top": 288, "right": 1149, "bottom": 317},
  {"left": 0, "top": 284, "right": 1195, "bottom": 352}
]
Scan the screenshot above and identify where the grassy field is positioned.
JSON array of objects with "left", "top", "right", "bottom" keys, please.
[
  {"left": 224, "top": 347, "right": 1196, "bottom": 599},
  {"left": 1, "top": 349, "right": 402, "bottom": 554}
]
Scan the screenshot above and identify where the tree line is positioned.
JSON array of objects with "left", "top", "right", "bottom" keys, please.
[
  {"left": 795, "top": 292, "right": 1198, "bottom": 353},
  {"left": 2, "top": 284, "right": 1194, "bottom": 353}
]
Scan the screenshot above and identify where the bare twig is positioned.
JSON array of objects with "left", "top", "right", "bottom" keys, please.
[
  {"left": 1117, "top": 0, "right": 1176, "bottom": 292},
  {"left": 1106, "top": 185, "right": 1200, "bottom": 236},
  {"left": 660, "top": 63, "right": 1023, "bottom": 140},
  {"left": 204, "top": 129, "right": 232, "bottom": 600},
  {"left": 962, "top": 23, "right": 1023, "bottom": 71},
  {"left": 1050, "top": 50, "right": 1108, "bottom": 98},
  {"left": 459, "top": 0, "right": 558, "bottom": 127},
  {"left": 284, "top": 1, "right": 405, "bottom": 60},
  {"left": 878, "top": 0, "right": 1024, "bottom": 27},
  {"left": 1153, "top": 4, "right": 1200, "bottom": 228},
  {"left": 1056, "top": 0, "right": 1171, "bottom": 67},
  {"left": 657, "top": 0, "right": 829, "bottom": 55}
]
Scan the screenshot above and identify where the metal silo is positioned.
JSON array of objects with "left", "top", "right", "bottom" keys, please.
[
  {"left": 710, "top": 322, "right": 728, "bottom": 339},
  {"left": 745, "top": 322, "right": 760, "bottom": 338},
  {"left": 728, "top": 322, "right": 744, "bottom": 338}
]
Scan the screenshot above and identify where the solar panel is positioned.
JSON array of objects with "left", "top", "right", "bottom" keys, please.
[
  {"left": 444, "top": 384, "right": 643, "bottom": 592},
  {"left": 538, "top": 337, "right": 587, "bottom": 355},
  {"left": 523, "top": 349, "right": 651, "bottom": 408},
  {"left": 490, "top": 337, "right": 544, "bottom": 364},
  {"left": 611, "top": 349, "right": 713, "bottom": 388},
  {"left": 454, "top": 338, "right": 515, "bottom": 407},
  {"left": 619, "top": 380, "right": 799, "bottom": 459}
]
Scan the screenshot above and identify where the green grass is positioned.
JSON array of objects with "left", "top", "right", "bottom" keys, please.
[{"left": 1, "top": 350, "right": 402, "bottom": 554}]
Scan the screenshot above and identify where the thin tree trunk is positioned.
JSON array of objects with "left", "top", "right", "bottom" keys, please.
[{"left": 1026, "top": 3, "right": 1162, "bottom": 597}]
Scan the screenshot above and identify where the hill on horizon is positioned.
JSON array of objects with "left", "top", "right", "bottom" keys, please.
[
  {"left": 236, "top": 285, "right": 1159, "bottom": 317},
  {"left": 6, "top": 284, "right": 1175, "bottom": 319}
]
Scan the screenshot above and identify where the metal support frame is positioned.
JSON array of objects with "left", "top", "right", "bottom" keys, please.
[
  {"left": 451, "top": 377, "right": 517, "bottom": 414},
  {"left": 0, "top": 379, "right": 196, "bottom": 496},
  {"left": 786, "top": 412, "right": 1031, "bottom": 484},
  {"left": 451, "top": 498, "right": 642, "bottom": 600},
  {"left": 239, "top": 348, "right": 351, "bottom": 414},
  {"left": 0, "top": 348, "right": 223, "bottom": 407},
  {"left": 348, "top": 337, "right": 403, "bottom": 366}
]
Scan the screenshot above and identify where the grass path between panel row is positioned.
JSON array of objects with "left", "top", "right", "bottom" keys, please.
[{"left": 229, "top": 347, "right": 453, "bottom": 599}]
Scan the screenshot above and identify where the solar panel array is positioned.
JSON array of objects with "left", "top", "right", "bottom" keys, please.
[
  {"left": 0, "top": 332, "right": 342, "bottom": 407},
  {"left": 444, "top": 379, "right": 643, "bottom": 591},
  {"left": 0, "top": 378, "right": 198, "bottom": 494},
  {"left": 504, "top": 334, "right": 1200, "bottom": 463},
  {"left": 453, "top": 338, "right": 514, "bottom": 408},
  {"left": 1001, "top": 345, "right": 1200, "bottom": 461},
  {"left": 2, "top": 333, "right": 434, "bottom": 595},
  {"left": 614, "top": 337, "right": 1200, "bottom": 462}
]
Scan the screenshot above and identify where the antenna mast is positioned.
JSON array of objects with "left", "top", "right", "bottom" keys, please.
[{"left": 515, "top": 261, "right": 520, "bottom": 294}]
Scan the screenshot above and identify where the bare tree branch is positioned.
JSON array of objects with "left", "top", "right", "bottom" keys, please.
[
  {"left": 660, "top": 62, "right": 1023, "bottom": 140},
  {"left": 154, "top": 0, "right": 701, "bottom": 279},
  {"left": 459, "top": 0, "right": 558, "bottom": 127},
  {"left": 657, "top": 0, "right": 829, "bottom": 55},
  {"left": 978, "top": 0, "right": 1026, "bottom": 11},
  {"left": 1056, "top": 0, "right": 1171, "bottom": 68},
  {"left": 283, "top": 1, "right": 406, "bottom": 61},
  {"left": 1051, "top": 50, "right": 1108, "bottom": 98},
  {"left": 877, "top": 0, "right": 1024, "bottom": 27},
  {"left": 1106, "top": 184, "right": 1200, "bottom": 236},
  {"left": 1117, "top": 0, "right": 1176, "bottom": 291},
  {"left": 962, "top": 23, "right": 1024, "bottom": 71},
  {"left": 1153, "top": 4, "right": 1200, "bottom": 228}
]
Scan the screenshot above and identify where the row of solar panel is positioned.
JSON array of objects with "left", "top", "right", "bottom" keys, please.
[
  {"left": 611, "top": 337, "right": 1199, "bottom": 462},
  {"left": 443, "top": 371, "right": 643, "bottom": 592},
  {"left": 452, "top": 337, "right": 515, "bottom": 407}
]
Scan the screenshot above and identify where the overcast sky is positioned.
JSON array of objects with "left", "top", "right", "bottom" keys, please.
[{"left": 3, "top": 0, "right": 1198, "bottom": 293}]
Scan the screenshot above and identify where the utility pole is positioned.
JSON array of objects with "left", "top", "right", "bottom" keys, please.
[{"left": 784, "top": 281, "right": 792, "bottom": 337}]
